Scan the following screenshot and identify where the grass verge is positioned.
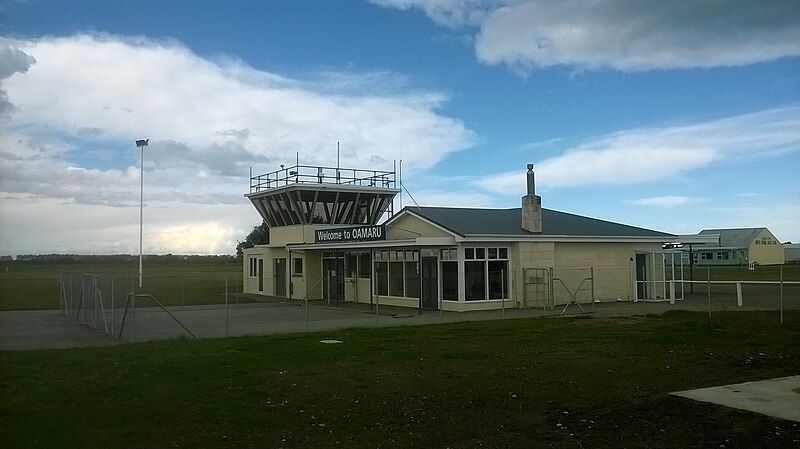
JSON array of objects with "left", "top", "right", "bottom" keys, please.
[{"left": 1, "top": 311, "right": 799, "bottom": 448}]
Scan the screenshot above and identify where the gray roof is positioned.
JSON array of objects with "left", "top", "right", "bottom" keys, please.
[
  {"left": 401, "top": 206, "right": 674, "bottom": 238},
  {"left": 698, "top": 228, "right": 766, "bottom": 248}
]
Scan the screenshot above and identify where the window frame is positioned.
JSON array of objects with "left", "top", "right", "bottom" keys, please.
[
  {"left": 292, "top": 257, "right": 304, "bottom": 277},
  {"left": 462, "top": 247, "right": 510, "bottom": 301}
]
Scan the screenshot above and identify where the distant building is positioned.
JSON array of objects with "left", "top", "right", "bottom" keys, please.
[
  {"left": 785, "top": 243, "right": 800, "bottom": 264},
  {"left": 692, "top": 228, "right": 785, "bottom": 266}
]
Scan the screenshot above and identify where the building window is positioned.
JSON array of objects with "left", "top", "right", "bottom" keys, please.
[
  {"left": 375, "top": 262, "right": 388, "bottom": 296},
  {"left": 465, "top": 261, "right": 486, "bottom": 300},
  {"left": 249, "top": 257, "right": 258, "bottom": 277},
  {"left": 345, "top": 252, "right": 358, "bottom": 278},
  {"left": 374, "top": 249, "right": 420, "bottom": 298},
  {"left": 358, "top": 252, "right": 371, "bottom": 278},
  {"left": 404, "top": 261, "right": 420, "bottom": 299},
  {"left": 441, "top": 261, "right": 458, "bottom": 300},
  {"left": 293, "top": 258, "right": 303, "bottom": 276},
  {"left": 440, "top": 248, "right": 457, "bottom": 261},
  {"left": 755, "top": 240, "right": 760, "bottom": 244},
  {"left": 464, "top": 247, "right": 510, "bottom": 301},
  {"left": 389, "top": 262, "right": 404, "bottom": 296},
  {"left": 488, "top": 261, "right": 509, "bottom": 299}
]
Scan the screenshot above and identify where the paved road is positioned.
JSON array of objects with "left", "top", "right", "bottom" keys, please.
[{"left": 1, "top": 294, "right": 796, "bottom": 351}]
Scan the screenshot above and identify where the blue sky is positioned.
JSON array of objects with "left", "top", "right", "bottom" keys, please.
[{"left": 1, "top": 0, "right": 799, "bottom": 254}]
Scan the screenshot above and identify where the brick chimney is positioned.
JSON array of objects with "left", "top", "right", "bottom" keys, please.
[{"left": 521, "top": 164, "right": 542, "bottom": 233}]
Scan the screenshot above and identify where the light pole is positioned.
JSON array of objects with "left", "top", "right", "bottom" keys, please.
[{"left": 135, "top": 139, "right": 149, "bottom": 288}]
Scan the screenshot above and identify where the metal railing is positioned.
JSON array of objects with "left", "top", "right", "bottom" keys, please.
[
  {"left": 117, "top": 293, "right": 198, "bottom": 342},
  {"left": 250, "top": 164, "right": 396, "bottom": 193}
]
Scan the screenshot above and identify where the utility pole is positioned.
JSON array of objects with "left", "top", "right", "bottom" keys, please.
[{"left": 135, "top": 139, "right": 149, "bottom": 288}]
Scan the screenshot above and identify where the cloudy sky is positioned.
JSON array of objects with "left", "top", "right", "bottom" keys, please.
[{"left": 1, "top": 0, "right": 798, "bottom": 255}]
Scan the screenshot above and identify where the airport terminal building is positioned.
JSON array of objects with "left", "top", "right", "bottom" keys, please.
[{"left": 242, "top": 163, "right": 712, "bottom": 311}]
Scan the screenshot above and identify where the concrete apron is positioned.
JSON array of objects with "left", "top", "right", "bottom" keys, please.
[{"left": 672, "top": 375, "right": 800, "bottom": 423}]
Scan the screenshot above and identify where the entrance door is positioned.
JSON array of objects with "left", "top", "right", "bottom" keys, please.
[
  {"left": 257, "top": 258, "right": 264, "bottom": 292},
  {"left": 274, "top": 258, "right": 286, "bottom": 297},
  {"left": 421, "top": 256, "right": 439, "bottom": 310},
  {"left": 635, "top": 254, "right": 648, "bottom": 300},
  {"left": 323, "top": 256, "right": 344, "bottom": 305}
]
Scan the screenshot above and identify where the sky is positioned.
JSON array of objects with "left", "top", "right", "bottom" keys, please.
[{"left": 0, "top": 0, "right": 798, "bottom": 255}]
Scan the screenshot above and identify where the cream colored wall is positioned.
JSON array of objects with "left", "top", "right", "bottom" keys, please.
[
  {"left": 748, "top": 229, "right": 785, "bottom": 265},
  {"left": 242, "top": 247, "right": 265, "bottom": 294},
  {"left": 242, "top": 246, "right": 303, "bottom": 298},
  {"left": 387, "top": 214, "right": 452, "bottom": 239},
  {"left": 552, "top": 242, "right": 662, "bottom": 303},
  {"left": 269, "top": 225, "right": 328, "bottom": 246}
]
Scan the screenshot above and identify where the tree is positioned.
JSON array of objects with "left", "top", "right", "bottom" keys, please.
[{"left": 236, "top": 221, "right": 270, "bottom": 258}]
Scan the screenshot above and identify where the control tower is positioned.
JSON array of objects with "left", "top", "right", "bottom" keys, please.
[{"left": 246, "top": 162, "right": 399, "bottom": 227}]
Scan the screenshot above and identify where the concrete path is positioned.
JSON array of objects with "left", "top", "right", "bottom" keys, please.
[
  {"left": 672, "top": 376, "right": 800, "bottom": 422},
  {"left": 0, "top": 295, "right": 795, "bottom": 351}
]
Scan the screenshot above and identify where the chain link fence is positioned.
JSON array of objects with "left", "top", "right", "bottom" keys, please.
[{"left": 1, "top": 262, "right": 797, "bottom": 349}]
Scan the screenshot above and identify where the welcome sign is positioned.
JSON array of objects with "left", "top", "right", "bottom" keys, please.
[{"left": 315, "top": 225, "right": 386, "bottom": 243}]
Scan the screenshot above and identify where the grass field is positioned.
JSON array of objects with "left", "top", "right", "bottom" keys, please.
[
  {"left": 1, "top": 311, "right": 799, "bottom": 448},
  {"left": 0, "top": 262, "right": 242, "bottom": 310}
]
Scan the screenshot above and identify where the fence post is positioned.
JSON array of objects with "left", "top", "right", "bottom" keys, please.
[
  {"left": 111, "top": 276, "right": 115, "bottom": 336},
  {"left": 59, "top": 274, "right": 64, "bottom": 315},
  {"left": 590, "top": 267, "right": 595, "bottom": 313},
  {"left": 181, "top": 272, "right": 184, "bottom": 311},
  {"left": 376, "top": 290, "right": 380, "bottom": 327},
  {"left": 132, "top": 289, "right": 136, "bottom": 344},
  {"left": 707, "top": 267, "right": 711, "bottom": 318},
  {"left": 225, "top": 276, "right": 229, "bottom": 337},
  {"left": 501, "top": 269, "right": 505, "bottom": 320},
  {"left": 736, "top": 282, "right": 742, "bottom": 307},
  {"left": 780, "top": 266, "right": 784, "bottom": 325}
]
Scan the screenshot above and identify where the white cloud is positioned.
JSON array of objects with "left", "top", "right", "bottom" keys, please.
[
  {"left": 0, "top": 34, "right": 475, "bottom": 254},
  {"left": 370, "top": 0, "right": 496, "bottom": 28},
  {"left": 375, "top": 0, "right": 800, "bottom": 72},
  {"left": 474, "top": 107, "right": 800, "bottom": 194},
  {"left": 626, "top": 196, "right": 706, "bottom": 208},
  {"left": 699, "top": 203, "right": 800, "bottom": 243}
]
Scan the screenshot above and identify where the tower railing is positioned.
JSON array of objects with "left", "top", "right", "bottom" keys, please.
[{"left": 250, "top": 164, "right": 396, "bottom": 193}]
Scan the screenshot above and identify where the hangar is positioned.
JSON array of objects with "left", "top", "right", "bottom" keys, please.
[
  {"left": 242, "top": 162, "right": 714, "bottom": 311},
  {"left": 690, "top": 228, "right": 785, "bottom": 267}
]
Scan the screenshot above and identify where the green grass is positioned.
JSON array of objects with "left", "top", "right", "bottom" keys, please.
[
  {"left": 1, "top": 311, "right": 799, "bottom": 448},
  {"left": 683, "top": 264, "right": 800, "bottom": 282},
  {"left": 0, "top": 262, "right": 242, "bottom": 310}
]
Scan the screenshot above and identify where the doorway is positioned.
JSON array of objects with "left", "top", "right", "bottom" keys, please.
[
  {"left": 274, "top": 258, "right": 287, "bottom": 297},
  {"left": 421, "top": 256, "right": 439, "bottom": 310},
  {"left": 635, "top": 253, "right": 648, "bottom": 300},
  {"left": 323, "top": 253, "right": 344, "bottom": 305},
  {"left": 257, "top": 258, "right": 264, "bottom": 293}
]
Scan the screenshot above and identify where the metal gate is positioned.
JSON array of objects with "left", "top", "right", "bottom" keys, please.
[{"left": 522, "top": 268, "right": 553, "bottom": 309}]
